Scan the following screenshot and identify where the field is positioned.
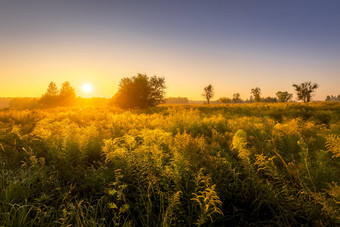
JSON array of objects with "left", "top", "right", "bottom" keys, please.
[{"left": 0, "top": 103, "right": 339, "bottom": 226}]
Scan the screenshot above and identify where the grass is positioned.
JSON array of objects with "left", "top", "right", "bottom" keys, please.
[{"left": 0, "top": 102, "right": 339, "bottom": 226}]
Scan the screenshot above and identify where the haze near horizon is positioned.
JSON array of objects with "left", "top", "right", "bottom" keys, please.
[{"left": 1, "top": 0, "right": 339, "bottom": 100}]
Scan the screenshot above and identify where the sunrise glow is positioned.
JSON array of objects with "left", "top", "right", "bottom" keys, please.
[
  {"left": 82, "top": 84, "right": 93, "bottom": 93},
  {"left": 1, "top": 1, "right": 340, "bottom": 226}
]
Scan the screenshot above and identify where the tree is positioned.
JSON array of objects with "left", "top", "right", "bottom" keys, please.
[
  {"left": 325, "top": 95, "right": 340, "bottom": 101},
  {"left": 232, "top": 93, "right": 241, "bottom": 103},
  {"left": 39, "top": 81, "right": 77, "bottom": 107},
  {"left": 46, "top": 82, "right": 59, "bottom": 96},
  {"left": 262, "top": 96, "right": 277, "bottom": 103},
  {"left": 249, "top": 96, "right": 254, "bottom": 103},
  {"left": 59, "top": 81, "right": 76, "bottom": 106},
  {"left": 219, "top": 97, "right": 231, "bottom": 104},
  {"left": 276, "top": 91, "right": 293, "bottom": 102},
  {"left": 112, "top": 74, "right": 166, "bottom": 109},
  {"left": 202, "top": 84, "right": 214, "bottom": 104},
  {"left": 148, "top": 75, "right": 166, "bottom": 107},
  {"left": 40, "top": 81, "right": 59, "bottom": 107},
  {"left": 292, "top": 82, "right": 319, "bottom": 103},
  {"left": 251, "top": 87, "right": 261, "bottom": 102}
]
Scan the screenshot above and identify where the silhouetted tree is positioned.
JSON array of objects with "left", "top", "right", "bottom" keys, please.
[
  {"left": 39, "top": 81, "right": 77, "bottom": 107},
  {"left": 262, "top": 96, "right": 278, "bottom": 103},
  {"left": 202, "top": 84, "right": 214, "bottom": 104},
  {"left": 276, "top": 91, "right": 293, "bottom": 102},
  {"left": 40, "top": 81, "right": 59, "bottom": 107},
  {"left": 219, "top": 97, "right": 231, "bottom": 104},
  {"left": 112, "top": 74, "right": 166, "bottom": 109},
  {"left": 59, "top": 81, "right": 76, "bottom": 106},
  {"left": 46, "top": 82, "right": 59, "bottom": 96},
  {"left": 292, "top": 82, "right": 319, "bottom": 103},
  {"left": 249, "top": 96, "right": 254, "bottom": 102},
  {"left": 232, "top": 93, "right": 241, "bottom": 103},
  {"left": 251, "top": 87, "right": 261, "bottom": 102},
  {"left": 325, "top": 95, "right": 340, "bottom": 101}
]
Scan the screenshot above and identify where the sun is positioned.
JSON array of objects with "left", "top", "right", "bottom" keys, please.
[{"left": 82, "top": 83, "right": 93, "bottom": 93}]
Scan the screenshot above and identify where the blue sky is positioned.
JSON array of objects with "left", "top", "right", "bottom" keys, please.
[{"left": 0, "top": 0, "right": 339, "bottom": 99}]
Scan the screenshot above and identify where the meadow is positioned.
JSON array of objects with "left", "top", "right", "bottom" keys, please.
[{"left": 0, "top": 102, "right": 339, "bottom": 226}]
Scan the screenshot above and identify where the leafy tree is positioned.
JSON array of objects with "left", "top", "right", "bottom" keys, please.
[
  {"left": 148, "top": 75, "right": 166, "bottom": 106},
  {"left": 292, "top": 82, "right": 319, "bottom": 103},
  {"left": 46, "top": 81, "right": 59, "bottom": 96},
  {"left": 325, "top": 95, "right": 340, "bottom": 101},
  {"left": 202, "top": 84, "right": 214, "bottom": 104},
  {"left": 59, "top": 81, "right": 76, "bottom": 106},
  {"left": 112, "top": 74, "right": 166, "bottom": 109},
  {"left": 251, "top": 87, "right": 261, "bottom": 102},
  {"left": 219, "top": 97, "right": 231, "bottom": 104},
  {"left": 262, "top": 96, "right": 277, "bottom": 103},
  {"left": 276, "top": 91, "right": 293, "bottom": 102},
  {"left": 249, "top": 96, "right": 254, "bottom": 103},
  {"left": 232, "top": 93, "right": 241, "bottom": 103},
  {"left": 40, "top": 81, "right": 59, "bottom": 107}
]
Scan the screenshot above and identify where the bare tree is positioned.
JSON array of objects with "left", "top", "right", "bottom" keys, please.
[
  {"left": 292, "top": 82, "right": 319, "bottom": 103},
  {"left": 202, "top": 84, "right": 214, "bottom": 104}
]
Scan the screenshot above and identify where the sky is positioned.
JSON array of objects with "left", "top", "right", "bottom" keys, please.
[{"left": 0, "top": 0, "right": 339, "bottom": 100}]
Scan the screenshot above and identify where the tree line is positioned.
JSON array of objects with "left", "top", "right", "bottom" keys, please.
[
  {"left": 33, "top": 75, "right": 338, "bottom": 109},
  {"left": 40, "top": 81, "right": 76, "bottom": 107},
  {"left": 203, "top": 82, "right": 320, "bottom": 104},
  {"left": 37, "top": 74, "right": 166, "bottom": 109},
  {"left": 326, "top": 95, "right": 340, "bottom": 102}
]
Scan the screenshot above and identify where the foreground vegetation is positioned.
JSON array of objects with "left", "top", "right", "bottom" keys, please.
[{"left": 0, "top": 102, "right": 339, "bottom": 226}]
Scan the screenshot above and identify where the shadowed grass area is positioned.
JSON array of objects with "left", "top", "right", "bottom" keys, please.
[{"left": 0, "top": 102, "right": 339, "bottom": 226}]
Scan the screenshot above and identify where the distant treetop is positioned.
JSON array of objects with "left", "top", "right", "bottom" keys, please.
[
  {"left": 251, "top": 87, "right": 261, "bottom": 102},
  {"left": 276, "top": 91, "right": 293, "bottom": 102},
  {"left": 39, "top": 81, "right": 76, "bottom": 107},
  {"left": 293, "top": 82, "right": 319, "bottom": 103},
  {"left": 202, "top": 84, "right": 214, "bottom": 104}
]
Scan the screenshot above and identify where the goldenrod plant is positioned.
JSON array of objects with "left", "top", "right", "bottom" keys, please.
[{"left": 0, "top": 102, "right": 339, "bottom": 226}]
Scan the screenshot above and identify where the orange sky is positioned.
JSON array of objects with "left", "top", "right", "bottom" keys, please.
[
  {"left": 1, "top": 43, "right": 338, "bottom": 100},
  {"left": 1, "top": 1, "right": 339, "bottom": 100}
]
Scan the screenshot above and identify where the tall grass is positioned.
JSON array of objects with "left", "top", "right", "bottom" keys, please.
[{"left": 0, "top": 102, "right": 339, "bottom": 226}]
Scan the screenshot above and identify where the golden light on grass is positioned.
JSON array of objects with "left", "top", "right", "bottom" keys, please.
[{"left": 82, "top": 83, "right": 93, "bottom": 93}]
